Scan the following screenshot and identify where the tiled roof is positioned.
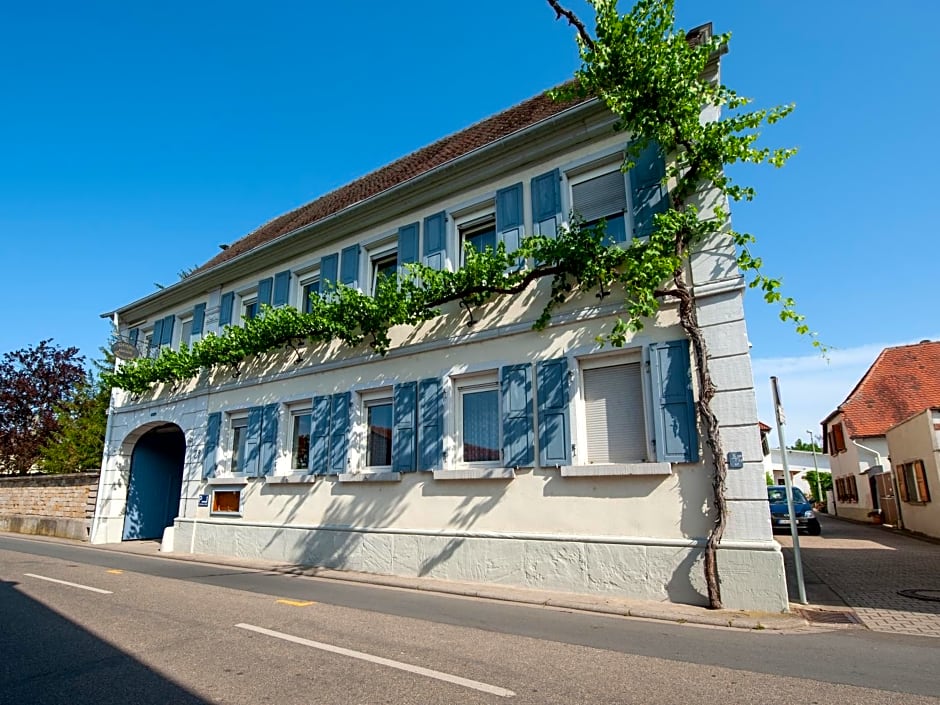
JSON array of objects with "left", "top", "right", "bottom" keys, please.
[
  {"left": 831, "top": 340, "right": 940, "bottom": 438},
  {"left": 194, "top": 86, "right": 589, "bottom": 274}
]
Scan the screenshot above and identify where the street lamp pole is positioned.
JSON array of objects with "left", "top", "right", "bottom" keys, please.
[{"left": 807, "top": 430, "right": 822, "bottom": 506}]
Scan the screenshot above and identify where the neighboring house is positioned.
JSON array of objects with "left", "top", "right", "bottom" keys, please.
[
  {"left": 92, "top": 35, "right": 788, "bottom": 611},
  {"left": 885, "top": 407, "right": 940, "bottom": 538},
  {"left": 822, "top": 340, "right": 940, "bottom": 525}
]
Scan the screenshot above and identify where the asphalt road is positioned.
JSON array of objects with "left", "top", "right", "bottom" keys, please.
[{"left": 1, "top": 534, "right": 938, "bottom": 704}]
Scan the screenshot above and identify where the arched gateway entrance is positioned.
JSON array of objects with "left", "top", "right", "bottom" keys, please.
[{"left": 122, "top": 424, "right": 185, "bottom": 541}]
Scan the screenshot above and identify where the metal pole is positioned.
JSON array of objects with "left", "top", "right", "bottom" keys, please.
[
  {"left": 807, "top": 430, "right": 822, "bottom": 505},
  {"left": 771, "top": 376, "right": 807, "bottom": 605}
]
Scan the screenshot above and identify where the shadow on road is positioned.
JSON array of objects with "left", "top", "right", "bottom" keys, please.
[{"left": 0, "top": 578, "right": 210, "bottom": 704}]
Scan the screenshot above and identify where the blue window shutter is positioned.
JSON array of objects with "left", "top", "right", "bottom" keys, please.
[
  {"left": 260, "top": 403, "right": 278, "bottom": 475},
  {"left": 537, "top": 357, "right": 571, "bottom": 466},
  {"left": 423, "top": 211, "right": 447, "bottom": 270},
  {"left": 329, "top": 392, "right": 351, "bottom": 474},
  {"left": 392, "top": 382, "right": 417, "bottom": 472},
  {"left": 191, "top": 303, "right": 206, "bottom": 336},
  {"left": 160, "top": 315, "right": 175, "bottom": 346},
  {"left": 650, "top": 339, "right": 699, "bottom": 463},
  {"left": 398, "top": 222, "right": 419, "bottom": 267},
  {"left": 496, "top": 182, "right": 524, "bottom": 255},
  {"left": 531, "top": 169, "right": 561, "bottom": 238},
  {"left": 219, "top": 292, "right": 235, "bottom": 326},
  {"left": 501, "top": 364, "right": 534, "bottom": 467},
  {"left": 272, "top": 270, "right": 291, "bottom": 307},
  {"left": 320, "top": 254, "right": 339, "bottom": 294},
  {"left": 310, "top": 395, "right": 331, "bottom": 475},
  {"left": 152, "top": 318, "right": 164, "bottom": 350},
  {"left": 629, "top": 141, "right": 669, "bottom": 239},
  {"left": 417, "top": 378, "right": 443, "bottom": 470},
  {"left": 340, "top": 245, "right": 360, "bottom": 288},
  {"left": 245, "top": 406, "right": 263, "bottom": 477},
  {"left": 128, "top": 327, "right": 139, "bottom": 346},
  {"left": 257, "top": 277, "right": 273, "bottom": 308},
  {"left": 203, "top": 412, "right": 221, "bottom": 479}
]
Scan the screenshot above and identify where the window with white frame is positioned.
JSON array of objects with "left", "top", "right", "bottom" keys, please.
[
  {"left": 242, "top": 296, "right": 259, "bottom": 322},
  {"left": 290, "top": 408, "right": 312, "bottom": 471},
  {"left": 459, "top": 215, "right": 497, "bottom": 261},
  {"left": 371, "top": 249, "right": 398, "bottom": 295},
  {"left": 569, "top": 161, "right": 629, "bottom": 244},
  {"left": 455, "top": 373, "right": 501, "bottom": 464},
  {"left": 362, "top": 391, "right": 393, "bottom": 468},
  {"left": 897, "top": 460, "right": 931, "bottom": 503},
  {"left": 300, "top": 275, "right": 320, "bottom": 314},
  {"left": 230, "top": 416, "right": 249, "bottom": 474},
  {"left": 178, "top": 315, "right": 193, "bottom": 349},
  {"left": 579, "top": 353, "right": 649, "bottom": 464}
]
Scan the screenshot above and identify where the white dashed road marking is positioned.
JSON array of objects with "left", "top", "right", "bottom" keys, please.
[
  {"left": 24, "top": 573, "right": 113, "bottom": 594},
  {"left": 236, "top": 623, "right": 515, "bottom": 698}
]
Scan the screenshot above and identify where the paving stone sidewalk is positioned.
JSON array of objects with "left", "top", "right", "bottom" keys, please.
[{"left": 777, "top": 514, "right": 940, "bottom": 637}]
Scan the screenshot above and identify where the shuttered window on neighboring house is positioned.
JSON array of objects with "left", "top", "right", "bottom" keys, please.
[
  {"left": 582, "top": 362, "right": 647, "bottom": 463},
  {"left": 897, "top": 460, "right": 931, "bottom": 503}
]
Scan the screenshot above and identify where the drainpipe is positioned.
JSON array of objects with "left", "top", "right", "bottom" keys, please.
[{"left": 852, "top": 439, "right": 904, "bottom": 530}]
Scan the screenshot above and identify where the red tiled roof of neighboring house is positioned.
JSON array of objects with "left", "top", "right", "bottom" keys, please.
[
  {"left": 193, "top": 87, "right": 590, "bottom": 275},
  {"left": 826, "top": 340, "right": 940, "bottom": 438}
]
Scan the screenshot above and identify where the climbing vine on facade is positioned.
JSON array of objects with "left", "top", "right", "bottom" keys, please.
[{"left": 106, "top": 0, "right": 803, "bottom": 609}]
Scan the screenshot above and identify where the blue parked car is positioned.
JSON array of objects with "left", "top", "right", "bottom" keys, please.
[{"left": 767, "top": 485, "right": 821, "bottom": 535}]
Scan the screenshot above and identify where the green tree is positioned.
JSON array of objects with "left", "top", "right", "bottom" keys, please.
[
  {"left": 802, "top": 470, "right": 832, "bottom": 501},
  {"left": 39, "top": 350, "right": 112, "bottom": 474},
  {"left": 791, "top": 438, "right": 822, "bottom": 453}
]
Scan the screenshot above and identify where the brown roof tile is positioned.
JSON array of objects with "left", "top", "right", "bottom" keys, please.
[
  {"left": 833, "top": 340, "right": 940, "bottom": 438},
  {"left": 195, "top": 86, "right": 589, "bottom": 274}
]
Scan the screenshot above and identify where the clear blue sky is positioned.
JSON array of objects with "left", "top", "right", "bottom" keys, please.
[{"left": 2, "top": 1, "right": 938, "bottom": 437}]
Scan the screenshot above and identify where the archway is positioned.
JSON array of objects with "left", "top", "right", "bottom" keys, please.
[{"left": 122, "top": 424, "right": 185, "bottom": 541}]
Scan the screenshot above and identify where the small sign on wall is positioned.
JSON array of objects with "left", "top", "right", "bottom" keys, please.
[
  {"left": 727, "top": 451, "right": 743, "bottom": 469},
  {"left": 197, "top": 494, "right": 209, "bottom": 508}
]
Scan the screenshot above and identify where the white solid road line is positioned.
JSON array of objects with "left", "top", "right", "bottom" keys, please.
[
  {"left": 23, "top": 573, "right": 113, "bottom": 595},
  {"left": 235, "top": 623, "right": 516, "bottom": 698}
]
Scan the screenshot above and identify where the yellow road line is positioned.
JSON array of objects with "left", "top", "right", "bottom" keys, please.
[
  {"left": 276, "top": 599, "right": 315, "bottom": 607},
  {"left": 107, "top": 569, "right": 124, "bottom": 574}
]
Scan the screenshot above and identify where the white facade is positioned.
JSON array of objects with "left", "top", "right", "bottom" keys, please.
[
  {"left": 94, "top": 94, "right": 787, "bottom": 611},
  {"left": 886, "top": 408, "right": 940, "bottom": 538},
  {"left": 764, "top": 448, "right": 830, "bottom": 499}
]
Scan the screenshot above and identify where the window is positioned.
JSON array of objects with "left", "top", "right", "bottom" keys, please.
[
  {"left": 300, "top": 277, "right": 320, "bottom": 314},
  {"left": 178, "top": 316, "right": 193, "bottom": 349},
  {"left": 460, "top": 216, "right": 497, "bottom": 259},
  {"left": 365, "top": 398, "right": 393, "bottom": 467},
  {"left": 835, "top": 475, "right": 858, "bottom": 503},
  {"left": 211, "top": 490, "right": 241, "bottom": 515},
  {"left": 230, "top": 417, "right": 249, "bottom": 474},
  {"left": 456, "top": 375, "right": 500, "bottom": 464},
  {"left": 829, "top": 423, "right": 847, "bottom": 455},
  {"left": 897, "top": 460, "right": 931, "bottom": 503},
  {"left": 570, "top": 164, "right": 629, "bottom": 244},
  {"left": 243, "top": 298, "right": 259, "bottom": 322},
  {"left": 371, "top": 251, "right": 398, "bottom": 294},
  {"left": 581, "top": 357, "right": 648, "bottom": 463},
  {"left": 143, "top": 332, "right": 155, "bottom": 358},
  {"left": 290, "top": 410, "right": 311, "bottom": 470}
]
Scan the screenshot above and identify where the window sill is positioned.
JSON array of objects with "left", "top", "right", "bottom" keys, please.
[
  {"left": 265, "top": 473, "right": 319, "bottom": 484},
  {"left": 338, "top": 472, "right": 402, "bottom": 483},
  {"left": 561, "top": 462, "right": 672, "bottom": 477},
  {"left": 433, "top": 467, "right": 516, "bottom": 481},
  {"left": 206, "top": 476, "right": 251, "bottom": 486}
]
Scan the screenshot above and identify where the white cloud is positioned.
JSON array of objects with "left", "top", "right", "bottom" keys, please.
[{"left": 750, "top": 335, "right": 940, "bottom": 448}]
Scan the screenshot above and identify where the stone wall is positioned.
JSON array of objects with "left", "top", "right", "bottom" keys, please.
[{"left": 0, "top": 472, "right": 99, "bottom": 540}]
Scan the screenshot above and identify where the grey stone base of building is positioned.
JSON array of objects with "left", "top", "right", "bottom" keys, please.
[
  {"left": 0, "top": 514, "right": 89, "bottom": 541},
  {"left": 172, "top": 519, "right": 788, "bottom": 612}
]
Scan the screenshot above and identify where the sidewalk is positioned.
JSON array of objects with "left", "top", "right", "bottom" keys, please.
[
  {"left": 94, "top": 537, "right": 805, "bottom": 632},
  {"left": 777, "top": 514, "right": 940, "bottom": 637}
]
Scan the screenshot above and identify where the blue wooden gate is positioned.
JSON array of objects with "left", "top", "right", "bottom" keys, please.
[{"left": 122, "top": 426, "right": 185, "bottom": 541}]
